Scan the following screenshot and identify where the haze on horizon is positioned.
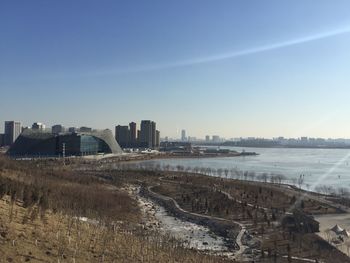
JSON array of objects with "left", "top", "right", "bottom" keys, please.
[{"left": 2, "top": 1, "right": 350, "bottom": 139}]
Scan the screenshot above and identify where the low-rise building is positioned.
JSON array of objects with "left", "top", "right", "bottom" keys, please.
[
  {"left": 52, "top": 124, "right": 66, "bottom": 134},
  {"left": 32, "top": 122, "right": 45, "bottom": 130},
  {"left": 79, "top": 126, "right": 92, "bottom": 132}
]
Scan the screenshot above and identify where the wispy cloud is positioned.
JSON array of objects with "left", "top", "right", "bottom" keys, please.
[{"left": 94, "top": 26, "right": 350, "bottom": 75}]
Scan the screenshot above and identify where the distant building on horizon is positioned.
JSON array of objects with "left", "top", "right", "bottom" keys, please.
[
  {"left": 115, "top": 120, "right": 159, "bottom": 149},
  {"left": 4, "top": 121, "right": 21, "bottom": 146},
  {"left": 115, "top": 125, "right": 130, "bottom": 148},
  {"left": 181, "top": 129, "right": 186, "bottom": 141},
  {"left": 137, "top": 130, "right": 141, "bottom": 143},
  {"left": 32, "top": 122, "right": 45, "bottom": 131},
  {"left": 151, "top": 121, "right": 156, "bottom": 148},
  {"left": 68, "top": 127, "right": 77, "bottom": 133},
  {"left": 156, "top": 130, "right": 160, "bottom": 147},
  {"left": 79, "top": 126, "right": 92, "bottom": 132},
  {"left": 212, "top": 135, "right": 220, "bottom": 143},
  {"left": 140, "top": 120, "right": 153, "bottom": 148},
  {"left": 52, "top": 124, "right": 65, "bottom": 134},
  {"left": 205, "top": 135, "right": 210, "bottom": 142},
  {"left": 129, "top": 122, "right": 137, "bottom": 146}
]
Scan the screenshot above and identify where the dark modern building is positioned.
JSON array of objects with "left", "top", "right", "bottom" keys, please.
[
  {"left": 4, "top": 121, "right": 21, "bottom": 146},
  {"left": 7, "top": 129, "right": 122, "bottom": 157}
]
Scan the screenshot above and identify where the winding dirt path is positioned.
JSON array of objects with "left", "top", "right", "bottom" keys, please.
[{"left": 145, "top": 185, "right": 249, "bottom": 260}]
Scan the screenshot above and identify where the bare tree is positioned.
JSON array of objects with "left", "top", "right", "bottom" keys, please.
[
  {"left": 217, "top": 168, "right": 223, "bottom": 177},
  {"left": 298, "top": 176, "right": 304, "bottom": 189},
  {"left": 229, "top": 168, "right": 236, "bottom": 179},
  {"left": 244, "top": 171, "right": 248, "bottom": 180},
  {"left": 248, "top": 171, "right": 256, "bottom": 181},
  {"left": 224, "top": 169, "right": 229, "bottom": 179},
  {"left": 275, "top": 174, "right": 286, "bottom": 185}
]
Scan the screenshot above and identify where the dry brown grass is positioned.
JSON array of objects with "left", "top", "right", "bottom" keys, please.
[
  {"left": 0, "top": 156, "right": 232, "bottom": 263},
  {"left": 0, "top": 196, "right": 230, "bottom": 263},
  {"left": 149, "top": 172, "right": 350, "bottom": 263},
  {"left": 0, "top": 155, "right": 140, "bottom": 223}
]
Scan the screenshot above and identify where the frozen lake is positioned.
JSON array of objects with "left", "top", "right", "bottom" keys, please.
[{"left": 136, "top": 147, "right": 350, "bottom": 191}]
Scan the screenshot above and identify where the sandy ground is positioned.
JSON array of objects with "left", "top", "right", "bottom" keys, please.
[{"left": 315, "top": 213, "right": 350, "bottom": 256}]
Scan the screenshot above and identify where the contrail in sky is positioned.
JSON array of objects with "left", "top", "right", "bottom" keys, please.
[
  {"left": 177, "top": 27, "right": 350, "bottom": 66},
  {"left": 95, "top": 25, "right": 350, "bottom": 75}
]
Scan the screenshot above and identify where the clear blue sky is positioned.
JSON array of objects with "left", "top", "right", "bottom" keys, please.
[{"left": 2, "top": 1, "right": 350, "bottom": 139}]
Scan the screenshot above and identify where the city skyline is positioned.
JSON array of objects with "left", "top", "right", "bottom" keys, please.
[
  {"left": 4, "top": 118, "right": 350, "bottom": 142},
  {"left": 115, "top": 120, "right": 160, "bottom": 148},
  {"left": 2, "top": 1, "right": 350, "bottom": 138}
]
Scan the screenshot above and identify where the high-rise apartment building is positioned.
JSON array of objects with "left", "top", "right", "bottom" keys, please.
[
  {"left": 151, "top": 121, "right": 156, "bottom": 148},
  {"left": 115, "top": 120, "right": 159, "bottom": 149},
  {"left": 4, "top": 121, "right": 21, "bottom": 146},
  {"left": 137, "top": 130, "right": 141, "bottom": 143},
  {"left": 155, "top": 130, "right": 160, "bottom": 148},
  {"left": 140, "top": 120, "right": 155, "bottom": 148},
  {"left": 181, "top": 129, "right": 186, "bottom": 141},
  {"left": 129, "top": 122, "right": 137, "bottom": 145},
  {"left": 115, "top": 125, "right": 130, "bottom": 148}
]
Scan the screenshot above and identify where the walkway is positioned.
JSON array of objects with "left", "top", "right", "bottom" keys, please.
[{"left": 144, "top": 185, "right": 249, "bottom": 259}]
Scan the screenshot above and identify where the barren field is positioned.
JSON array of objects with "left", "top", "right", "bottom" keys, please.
[
  {"left": 1, "top": 155, "right": 350, "bottom": 262},
  {"left": 0, "top": 156, "right": 231, "bottom": 263}
]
